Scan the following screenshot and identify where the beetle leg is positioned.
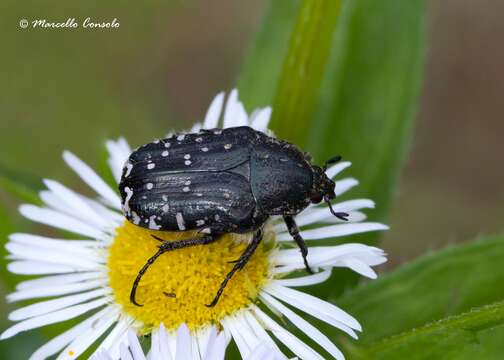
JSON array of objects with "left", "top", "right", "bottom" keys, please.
[
  {"left": 130, "top": 233, "right": 221, "bottom": 307},
  {"left": 206, "top": 228, "right": 264, "bottom": 308},
  {"left": 283, "top": 215, "right": 313, "bottom": 274}
]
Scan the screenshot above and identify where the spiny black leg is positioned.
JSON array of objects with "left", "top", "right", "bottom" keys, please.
[
  {"left": 283, "top": 215, "right": 313, "bottom": 274},
  {"left": 130, "top": 233, "right": 221, "bottom": 307},
  {"left": 206, "top": 228, "right": 264, "bottom": 308}
]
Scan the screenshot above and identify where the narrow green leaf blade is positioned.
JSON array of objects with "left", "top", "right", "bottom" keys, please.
[
  {"left": 336, "top": 234, "right": 504, "bottom": 345},
  {"left": 239, "top": 0, "right": 302, "bottom": 110},
  {"left": 269, "top": 0, "right": 344, "bottom": 146},
  {"left": 308, "top": 0, "right": 426, "bottom": 222}
]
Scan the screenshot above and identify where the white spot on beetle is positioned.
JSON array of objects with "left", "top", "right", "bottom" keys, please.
[
  {"left": 164, "top": 142, "right": 171, "bottom": 148},
  {"left": 223, "top": 192, "right": 231, "bottom": 199},
  {"left": 153, "top": 139, "right": 160, "bottom": 144},
  {"left": 195, "top": 137, "right": 203, "bottom": 143},
  {"left": 162, "top": 204, "right": 169, "bottom": 213},
  {"left": 176, "top": 212, "right": 186, "bottom": 230},
  {"left": 185, "top": 160, "right": 192, "bottom": 166},
  {"left": 196, "top": 219, "right": 205, "bottom": 226},
  {"left": 195, "top": 193, "right": 203, "bottom": 197},
  {"left": 224, "top": 144, "right": 232, "bottom": 150},
  {"left": 162, "top": 195, "right": 168, "bottom": 201},
  {"left": 184, "top": 180, "right": 191, "bottom": 186},
  {"left": 147, "top": 163, "right": 155, "bottom": 170},
  {"left": 146, "top": 183, "right": 154, "bottom": 190},
  {"left": 183, "top": 186, "right": 190, "bottom": 192},
  {"left": 214, "top": 214, "right": 221, "bottom": 221},
  {"left": 124, "top": 162, "right": 133, "bottom": 178},
  {"left": 149, "top": 215, "right": 161, "bottom": 230},
  {"left": 123, "top": 187, "right": 134, "bottom": 216},
  {"left": 131, "top": 211, "right": 141, "bottom": 225},
  {"left": 184, "top": 154, "right": 191, "bottom": 160},
  {"left": 161, "top": 150, "right": 169, "bottom": 157},
  {"left": 201, "top": 147, "right": 209, "bottom": 152},
  {"left": 177, "top": 134, "right": 185, "bottom": 141},
  {"left": 201, "top": 227, "right": 211, "bottom": 234},
  {"left": 214, "top": 130, "right": 222, "bottom": 135},
  {"left": 279, "top": 158, "right": 288, "bottom": 162}
]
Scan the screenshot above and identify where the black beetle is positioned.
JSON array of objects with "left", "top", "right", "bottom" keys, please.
[{"left": 119, "top": 126, "right": 348, "bottom": 307}]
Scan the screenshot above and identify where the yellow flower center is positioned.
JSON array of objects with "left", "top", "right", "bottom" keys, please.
[{"left": 108, "top": 221, "right": 272, "bottom": 331}]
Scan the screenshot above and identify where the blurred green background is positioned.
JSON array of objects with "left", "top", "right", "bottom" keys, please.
[{"left": 1, "top": 0, "right": 503, "bottom": 358}]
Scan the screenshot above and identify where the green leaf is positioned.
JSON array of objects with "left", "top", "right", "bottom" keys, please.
[
  {"left": 239, "top": 0, "right": 302, "bottom": 110},
  {"left": 308, "top": 0, "right": 425, "bottom": 223},
  {"left": 352, "top": 302, "right": 504, "bottom": 360},
  {"left": 269, "top": 0, "right": 344, "bottom": 146},
  {"left": 335, "top": 234, "right": 504, "bottom": 345},
  {"left": 0, "top": 164, "right": 42, "bottom": 205},
  {"left": 240, "top": 0, "right": 425, "bottom": 240}
]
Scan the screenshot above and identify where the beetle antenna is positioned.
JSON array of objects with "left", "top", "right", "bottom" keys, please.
[
  {"left": 325, "top": 197, "right": 349, "bottom": 221},
  {"left": 323, "top": 155, "right": 342, "bottom": 171},
  {"left": 130, "top": 247, "right": 166, "bottom": 307}
]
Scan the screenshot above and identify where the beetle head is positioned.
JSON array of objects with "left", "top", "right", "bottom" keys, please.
[
  {"left": 311, "top": 166, "right": 336, "bottom": 204},
  {"left": 310, "top": 155, "right": 349, "bottom": 221}
]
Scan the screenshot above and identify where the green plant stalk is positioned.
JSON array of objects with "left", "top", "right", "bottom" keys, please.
[{"left": 269, "top": 0, "right": 343, "bottom": 146}]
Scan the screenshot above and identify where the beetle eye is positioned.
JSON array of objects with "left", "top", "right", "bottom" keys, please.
[{"left": 311, "top": 195, "right": 323, "bottom": 204}]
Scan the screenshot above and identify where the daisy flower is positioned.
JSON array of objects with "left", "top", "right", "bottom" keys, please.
[{"left": 1, "top": 89, "right": 388, "bottom": 360}]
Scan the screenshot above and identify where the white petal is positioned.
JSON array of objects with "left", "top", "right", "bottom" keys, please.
[
  {"left": 334, "top": 178, "right": 359, "bottom": 196},
  {"left": 203, "top": 92, "right": 225, "bottom": 129},
  {"left": 10, "top": 233, "right": 98, "bottom": 250},
  {"left": 221, "top": 317, "right": 251, "bottom": 359},
  {"left": 280, "top": 199, "right": 375, "bottom": 232},
  {"left": 275, "top": 268, "right": 332, "bottom": 287},
  {"left": 251, "top": 306, "right": 324, "bottom": 360},
  {"left": 223, "top": 89, "right": 247, "bottom": 128},
  {"left": 274, "top": 244, "right": 386, "bottom": 274},
  {"left": 325, "top": 162, "right": 352, "bottom": 179},
  {"left": 16, "top": 272, "right": 101, "bottom": 291},
  {"left": 7, "top": 261, "right": 81, "bottom": 275},
  {"left": 43, "top": 179, "right": 110, "bottom": 229},
  {"left": 261, "top": 292, "right": 345, "bottom": 360},
  {"left": 83, "top": 196, "right": 124, "bottom": 227},
  {"left": 56, "top": 309, "right": 118, "bottom": 360},
  {"left": 6, "top": 243, "right": 99, "bottom": 269},
  {"left": 265, "top": 283, "right": 361, "bottom": 334},
  {"left": 63, "top": 151, "right": 122, "bottom": 209},
  {"left": 120, "top": 343, "right": 134, "bottom": 360},
  {"left": 29, "top": 307, "right": 111, "bottom": 360},
  {"left": 19, "top": 204, "right": 107, "bottom": 240},
  {"left": 204, "top": 331, "right": 227, "bottom": 360},
  {"left": 7, "top": 279, "right": 107, "bottom": 302},
  {"left": 128, "top": 330, "right": 147, "bottom": 360},
  {"left": 195, "top": 327, "right": 212, "bottom": 360},
  {"left": 250, "top": 107, "right": 272, "bottom": 132},
  {"left": 341, "top": 258, "right": 378, "bottom": 279},
  {"left": 277, "top": 222, "right": 388, "bottom": 241},
  {"left": 106, "top": 137, "right": 132, "bottom": 184},
  {"left": 8, "top": 288, "right": 109, "bottom": 321},
  {"left": 93, "top": 317, "right": 134, "bottom": 359},
  {"left": 1, "top": 297, "right": 110, "bottom": 340},
  {"left": 175, "top": 324, "right": 192, "bottom": 360},
  {"left": 158, "top": 323, "right": 174, "bottom": 360},
  {"left": 241, "top": 311, "right": 285, "bottom": 360}
]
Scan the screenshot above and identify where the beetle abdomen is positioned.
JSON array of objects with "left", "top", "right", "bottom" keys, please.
[{"left": 121, "top": 171, "right": 256, "bottom": 232}]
